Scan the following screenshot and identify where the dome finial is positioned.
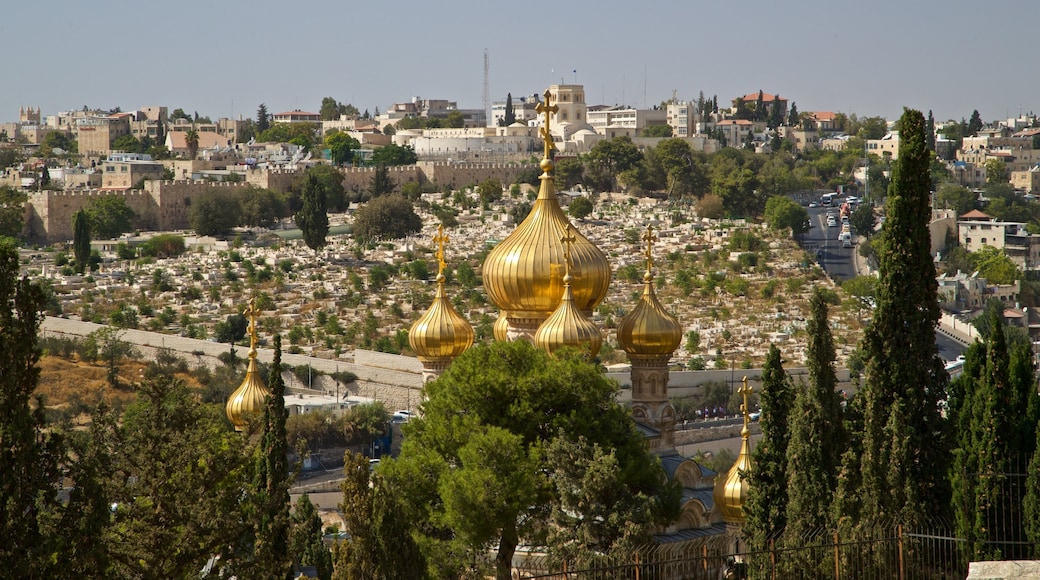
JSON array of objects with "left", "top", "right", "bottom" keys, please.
[
  {"left": 535, "top": 89, "right": 558, "bottom": 162},
  {"left": 738, "top": 375, "right": 752, "bottom": 437},
  {"left": 642, "top": 224, "right": 656, "bottom": 282},
  {"left": 244, "top": 298, "right": 261, "bottom": 358},
  {"left": 433, "top": 224, "right": 449, "bottom": 279},
  {"left": 561, "top": 225, "right": 576, "bottom": 283}
]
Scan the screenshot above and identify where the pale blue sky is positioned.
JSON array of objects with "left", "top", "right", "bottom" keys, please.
[{"left": 2, "top": 0, "right": 1036, "bottom": 125}]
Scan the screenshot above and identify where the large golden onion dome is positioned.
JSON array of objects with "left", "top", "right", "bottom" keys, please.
[
  {"left": 617, "top": 225, "right": 682, "bottom": 356},
  {"left": 533, "top": 227, "right": 603, "bottom": 358},
  {"left": 226, "top": 302, "right": 270, "bottom": 432},
  {"left": 482, "top": 90, "right": 610, "bottom": 322},
  {"left": 409, "top": 226, "right": 474, "bottom": 362},
  {"left": 714, "top": 378, "right": 754, "bottom": 522}
]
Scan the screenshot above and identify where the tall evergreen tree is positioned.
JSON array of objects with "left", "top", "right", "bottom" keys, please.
[
  {"left": 368, "top": 164, "right": 395, "bottom": 200},
  {"left": 290, "top": 494, "right": 332, "bottom": 580},
  {"left": 926, "top": 110, "right": 936, "bottom": 151},
  {"left": 503, "top": 93, "right": 516, "bottom": 126},
  {"left": 951, "top": 312, "right": 1036, "bottom": 560},
  {"left": 836, "top": 108, "right": 949, "bottom": 529},
  {"left": 295, "top": 174, "right": 329, "bottom": 252},
  {"left": 968, "top": 109, "right": 984, "bottom": 135},
  {"left": 257, "top": 103, "right": 271, "bottom": 134},
  {"left": 73, "top": 209, "right": 91, "bottom": 274},
  {"left": 0, "top": 238, "right": 63, "bottom": 576},
  {"left": 252, "top": 333, "right": 293, "bottom": 578},
  {"left": 744, "top": 344, "right": 794, "bottom": 546},
  {"left": 785, "top": 290, "right": 844, "bottom": 536},
  {"left": 755, "top": 90, "right": 765, "bottom": 122}
]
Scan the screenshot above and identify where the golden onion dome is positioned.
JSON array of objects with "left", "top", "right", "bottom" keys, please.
[
  {"left": 482, "top": 90, "right": 610, "bottom": 321},
  {"left": 713, "top": 378, "right": 754, "bottom": 522},
  {"left": 493, "top": 311, "right": 510, "bottom": 342},
  {"left": 409, "top": 226, "right": 474, "bottom": 362},
  {"left": 226, "top": 303, "right": 270, "bottom": 432},
  {"left": 617, "top": 225, "right": 682, "bottom": 356},
  {"left": 533, "top": 228, "right": 603, "bottom": 358}
]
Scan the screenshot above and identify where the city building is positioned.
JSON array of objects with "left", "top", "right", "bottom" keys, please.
[{"left": 272, "top": 110, "right": 321, "bottom": 124}]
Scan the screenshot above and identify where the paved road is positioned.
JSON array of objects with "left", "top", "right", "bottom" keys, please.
[{"left": 802, "top": 206, "right": 857, "bottom": 283}]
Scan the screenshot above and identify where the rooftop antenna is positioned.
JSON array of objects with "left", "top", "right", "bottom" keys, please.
[{"left": 483, "top": 49, "right": 490, "bottom": 127}]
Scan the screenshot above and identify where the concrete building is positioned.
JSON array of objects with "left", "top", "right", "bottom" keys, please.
[
  {"left": 1012, "top": 166, "right": 1040, "bottom": 193},
  {"left": 490, "top": 93, "right": 541, "bottom": 127},
  {"left": 586, "top": 105, "right": 667, "bottom": 137},
  {"left": 101, "top": 154, "right": 166, "bottom": 190},
  {"left": 716, "top": 119, "right": 754, "bottom": 147},
  {"left": 866, "top": 131, "right": 900, "bottom": 161},
  {"left": 958, "top": 209, "right": 1040, "bottom": 270},
  {"left": 272, "top": 110, "right": 321, "bottom": 124},
  {"left": 75, "top": 114, "right": 131, "bottom": 156}
]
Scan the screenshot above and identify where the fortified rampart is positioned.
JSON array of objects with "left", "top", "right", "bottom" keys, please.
[{"left": 26, "top": 162, "right": 538, "bottom": 243}]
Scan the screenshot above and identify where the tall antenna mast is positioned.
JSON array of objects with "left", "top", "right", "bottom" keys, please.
[{"left": 483, "top": 49, "right": 490, "bottom": 127}]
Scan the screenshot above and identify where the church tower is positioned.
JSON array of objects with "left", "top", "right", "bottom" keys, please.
[
  {"left": 482, "top": 89, "right": 610, "bottom": 342},
  {"left": 408, "top": 225, "right": 474, "bottom": 384},
  {"left": 714, "top": 377, "right": 754, "bottom": 553},
  {"left": 616, "top": 225, "right": 682, "bottom": 453}
]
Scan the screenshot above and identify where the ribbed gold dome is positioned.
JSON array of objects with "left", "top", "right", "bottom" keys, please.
[
  {"left": 617, "top": 225, "right": 682, "bottom": 356},
  {"left": 408, "top": 273, "right": 474, "bottom": 362},
  {"left": 533, "top": 227, "right": 602, "bottom": 358},
  {"left": 713, "top": 378, "right": 754, "bottom": 522},
  {"left": 226, "top": 303, "right": 270, "bottom": 432},
  {"left": 482, "top": 90, "right": 610, "bottom": 322},
  {"left": 493, "top": 311, "right": 509, "bottom": 342},
  {"left": 409, "top": 226, "right": 474, "bottom": 362}
]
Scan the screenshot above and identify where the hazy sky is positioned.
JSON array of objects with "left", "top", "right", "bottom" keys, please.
[{"left": 3, "top": 0, "right": 1037, "bottom": 125}]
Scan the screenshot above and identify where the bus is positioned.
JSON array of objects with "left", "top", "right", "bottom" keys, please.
[{"left": 821, "top": 193, "right": 835, "bottom": 206}]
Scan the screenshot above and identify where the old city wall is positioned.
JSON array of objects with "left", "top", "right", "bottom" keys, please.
[
  {"left": 28, "top": 189, "right": 157, "bottom": 242},
  {"left": 28, "top": 162, "right": 540, "bottom": 242},
  {"left": 143, "top": 180, "right": 254, "bottom": 232}
]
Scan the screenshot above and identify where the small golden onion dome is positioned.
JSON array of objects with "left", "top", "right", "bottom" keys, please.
[
  {"left": 226, "top": 302, "right": 269, "bottom": 432},
  {"left": 617, "top": 225, "right": 682, "bottom": 356},
  {"left": 713, "top": 378, "right": 754, "bottom": 522},
  {"left": 226, "top": 353, "right": 270, "bottom": 432},
  {"left": 533, "top": 228, "right": 602, "bottom": 358},
  {"left": 408, "top": 273, "right": 474, "bottom": 362},
  {"left": 533, "top": 274, "right": 603, "bottom": 358},
  {"left": 493, "top": 311, "right": 510, "bottom": 342},
  {"left": 482, "top": 89, "right": 610, "bottom": 320}
]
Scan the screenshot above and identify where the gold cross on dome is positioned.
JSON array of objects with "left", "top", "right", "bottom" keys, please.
[
  {"left": 560, "top": 226, "right": 576, "bottom": 278},
  {"left": 642, "top": 224, "right": 657, "bottom": 273},
  {"left": 243, "top": 299, "right": 261, "bottom": 349},
  {"left": 433, "top": 224, "right": 448, "bottom": 276},
  {"left": 535, "top": 89, "right": 559, "bottom": 159},
  {"left": 738, "top": 376, "right": 752, "bottom": 421}
]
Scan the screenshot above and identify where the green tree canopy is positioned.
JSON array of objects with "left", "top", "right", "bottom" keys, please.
[
  {"left": 936, "top": 182, "right": 977, "bottom": 215},
  {"left": 238, "top": 186, "right": 287, "bottom": 228},
  {"left": 972, "top": 245, "right": 1021, "bottom": 285},
  {"left": 292, "top": 165, "right": 346, "bottom": 212},
  {"left": 568, "top": 195, "right": 594, "bottom": 219},
  {"left": 189, "top": 188, "right": 242, "bottom": 237},
  {"left": 642, "top": 124, "right": 673, "bottom": 138},
  {"left": 352, "top": 194, "right": 422, "bottom": 243},
  {"left": 83, "top": 194, "right": 135, "bottom": 239},
  {"left": 73, "top": 209, "right": 91, "bottom": 274},
  {"left": 370, "top": 143, "right": 418, "bottom": 166},
  {"left": 0, "top": 187, "right": 26, "bottom": 238},
  {"left": 324, "top": 130, "right": 361, "bottom": 166},
  {"left": 763, "top": 195, "right": 809, "bottom": 236},
  {"left": 381, "top": 341, "right": 678, "bottom": 579},
  {"left": 585, "top": 136, "right": 642, "bottom": 192},
  {"left": 849, "top": 204, "right": 876, "bottom": 237}
]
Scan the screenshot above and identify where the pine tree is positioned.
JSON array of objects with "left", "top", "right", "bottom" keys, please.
[
  {"left": 73, "top": 209, "right": 91, "bottom": 274},
  {"left": 744, "top": 344, "right": 794, "bottom": 546},
  {"left": 968, "top": 109, "right": 984, "bottom": 135},
  {"left": 755, "top": 90, "right": 765, "bottom": 122},
  {"left": 838, "top": 108, "right": 949, "bottom": 529},
  {"left": 295, "top": 174, "right": 329, "bottom": 252},
  {"left": 788, "top": 102, "right": 799, "bottom": 128},
  {"left": 0, "top": 238, "right": 63, "bottom": 575},
  {"left": 252, "top": 333, "right": 293, "bottom": 578},
  {"left": 785, "top": 290, "right": 844, "bottom": 536}
]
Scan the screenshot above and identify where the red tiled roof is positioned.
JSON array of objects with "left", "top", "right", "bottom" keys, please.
[
  {"left": 811, "top": 111, "right": 837, "bottom": 121},
  {"left": 959, "top": 209, "right": 991, "bottom": 220},
  {"left": 740, "top": 92, "right": 787, "bottom": 103}
]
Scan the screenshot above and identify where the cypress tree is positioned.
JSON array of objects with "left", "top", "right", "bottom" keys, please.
[
  {"left": 295, "top": 174, "right": 329, "bottom": 252},
  {"left": 0, "top": 238, "right": 63, "bottom": 575},
  {"left": 73, "top": 209, "right": 91, "bottom": 274},
  {"left": 926, "top": 110, "right": 936, "bottom": 152},
  {"left": 744, "top": 344, "right": 794, "bottom": 546},
  {"left": 951, "top": 313, "right": 1036, "bottom": 560},
  {"left": 838, "top": 108, "right": 949, "bottom": 529},
  {"left": 785, "top": 290, "right": 844, "bottom": 536},
  {"left": 503, "top": 93, "right": 516, "bottom": 126},
  {"left": 253, "top": 333, "right": 292, "bottom": 579}
]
